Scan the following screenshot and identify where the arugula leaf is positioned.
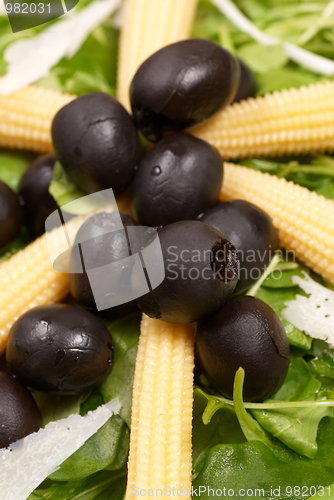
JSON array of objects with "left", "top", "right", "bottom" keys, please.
[
  {"left": 255, "top": 265, "right": 312, "bottom": 350},
  {"left": 49, "top": 415, "right": 129, "bottom": 481},
  {"left": 34, "top": 24, "right": 119, "bottom": 96},
  {"left": 233, "top": 368, "right": 274, "bottom": 449},
  {"left": 251, "top": 358, "right": 334, "bottom": 458},
  {"left": 308, "top": 340, "right": 334, "bottom": 381},
  {"left": 99, "top": 313, "right": 141, "bottom": 427},
  {"left": 0, "top": 149, "right": 35, "bottom": 191},
  {"left": 261, "top": 263, "right": 309, "bottom": 288},
  {"left": 31, "top": 391, "right": 85, "bottom": 427},
  {"left": 238, "top": 43, "right": 288, "bottom": 73},
  {"left": 28, "top": 469, "right": 127, "bottom": 500},
  {"left": 193, "top": 441, "right": 334, "bottom": 500},
  {"left": 239, "top": 156, "right": 334, "bottom": 202},
  {"left": 316, "top": 416, "right": 334, "bottom": 470},
  {"left": 48, "top": 162, "right": 85, "bottom": 209},
  {"left": 192, "top": 388, "right": 245, "bottom": 478}
]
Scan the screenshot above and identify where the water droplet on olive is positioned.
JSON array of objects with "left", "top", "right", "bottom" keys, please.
[
  {"left": 131, "top": 133, "right": 223, "bottom": 226},
  {"left": 151, "top": 165, "right": 161, "bottom": 176}
]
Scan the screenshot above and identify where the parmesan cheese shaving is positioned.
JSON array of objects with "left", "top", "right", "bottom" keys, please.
[
  {"left": 0, "top": 398, "right": 121, "bottom": 500},
  {"left": 0, "top": 2, "right": 7, "bottom": 16},
  {"left": 0, "top": 0, "right": 121, "bottom": 95},
  {"left": 282, "top": 274, "right": 334, "bottom": 347}
]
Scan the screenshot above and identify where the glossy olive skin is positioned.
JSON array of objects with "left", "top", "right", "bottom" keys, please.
[
  {"left": 0, "top": 372, "right": 42, "bottom": 448},
  {"left": 130, "top": 39, "right": 240, "bottom": 142},
  {"left": 52, "top": 92, "right": 141, "bottom": 195},
  {"left": 200, "top": 200, "right": 279, "bottom": 293},
  {"left": 131, "top": 132, "right": 223, "bottom": 226},
  {"left": 0, "top": 181, "right": 23, "bottom": 249},
  {"left": 196, "top": 296, "right": 290, "bottom": 402},
  {"left": 232, "top": 59, "right": 257, "bottom": 104},
  {"left": 6, "top": 305, "right": 114, "bottom": 394},
  {"left": 138, "top": 220, "right": 240, "bottom": 323},
  {"left": 70, "top": 212, "right": 138, "bottom": 317},
  {"left": 18, "top": 154, "right": 58, "bottom": 237}
]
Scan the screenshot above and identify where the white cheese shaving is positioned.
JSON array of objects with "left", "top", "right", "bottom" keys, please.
[
  {"left": 282, "top": 274, "right": 334, "bottom": 347},
  {"left": 0, "top": 2, "right": 7, "bottom": 16},
  {"left": 212, "top": 0, "right": 334, "bottom": 76},
  {"left": 0, "top": 0, "right": 121, "bottom": 95},
  {"left": 0, "top": 398, "right": 121, "bottom": 500}
]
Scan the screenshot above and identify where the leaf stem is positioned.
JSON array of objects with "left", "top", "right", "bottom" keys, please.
[
  {"left": 213, "top": 394, "right": 334, "bottom": 410},
  {"left": 246, "top": 252, "right": 282, "bottom": 297}
]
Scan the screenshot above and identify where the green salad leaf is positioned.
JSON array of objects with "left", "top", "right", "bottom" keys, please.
[
  {"left": 309, "top": 340, "right": 334, "bottom": 381},
  {"left": 0, "top": 148, "right": 35, "bottom": 191},
  {"left": 31, "top": 392, "right": 86, "bottom": 427},
  {"left": 28, "top": 469, "right": 127, "bottom": 500},
  {"left": 193, "top": 441, "right": 334, "bottom": 500},
  {"left": 252, "top": 258, "right": 312, "bottom": 350},
  {"left": 49, "top": 415, "right": 129, "bottom": 481},
  {"left": 251, "top": 359, "right": 334, "bottom": 458},
  {"left": 192, "top": 389, "right": 245, "bottom": 479},
  {"left": 99, "top": 313, "right": 141, "bottom": 427},
  {"left": 48, "top": 162, "right": 85, "bottom": 209}
]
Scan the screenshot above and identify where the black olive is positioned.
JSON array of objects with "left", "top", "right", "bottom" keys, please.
[
  {"left": 18, "top": 154, "right": 58, "bottom": 237},
  {"left": 51, "top": 92, "right": 141, "bottom": 195},
  {"left": 70, "top": 212, "right": 139, "bottom": 317},
  {"left": 137, "top": 220, "right": 239, "bottom": 323},
  {"left": 130, "top": 39, "right": 240, "bottom": 142},
  {"left": 131, "top": 132, "right": 223, "bottom": 226},
  {"left": 0, "top": 372, "right": 42, "bottom": 448},
  {"left": 6, "top": 304, "right": 114, "bottom": 394},
  {"left": 200, "top": 200, "right": 279, "bottom": 293},
  {"left": 0, "top": 180, "right": 23, "bottom": 249},
  {"left": 196, "top": 296, "right": 290, "bottom": 402},
  {"left": 232, "top": 58, "right": 257, "bottom": 104}
]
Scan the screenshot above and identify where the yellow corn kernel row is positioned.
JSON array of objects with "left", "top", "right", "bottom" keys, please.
[
  {"left": 0, "top": 193, "right": 133, "bottom": 355},
  {"left": 117, "top": 0, "right": 199, "bottom": 111},
  {"left": 192, "top": 80, "right": 334, "bottom": 159},
  {"left": 0, "top": 82, "right": 75, "bottom": 153},
  {"left": 125, "top": 315, "right": 195, "bottom": 497},
  {"left": 222, "top": 163, "right": 334, "bottom": 286}
]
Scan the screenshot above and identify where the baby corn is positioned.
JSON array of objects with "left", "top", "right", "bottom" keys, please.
[
  {"left": 192, "top": 80, "right": 334, "bottom": 159},
  {"left": 222, "top": 163, "right": 334, "bottom": 286},
  {"left": 117, "top": 0, "right": 199, "bottom": 110},
  {"left": 126, "top": 315, "right": 195, "bottom": 497},
  {"left": 0, "top": 82, "right": 75, "bottom": 153}
]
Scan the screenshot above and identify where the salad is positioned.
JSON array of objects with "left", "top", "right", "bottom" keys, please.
[{"left": 1, "top": 0, "right": 334, "bottom": 499}]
